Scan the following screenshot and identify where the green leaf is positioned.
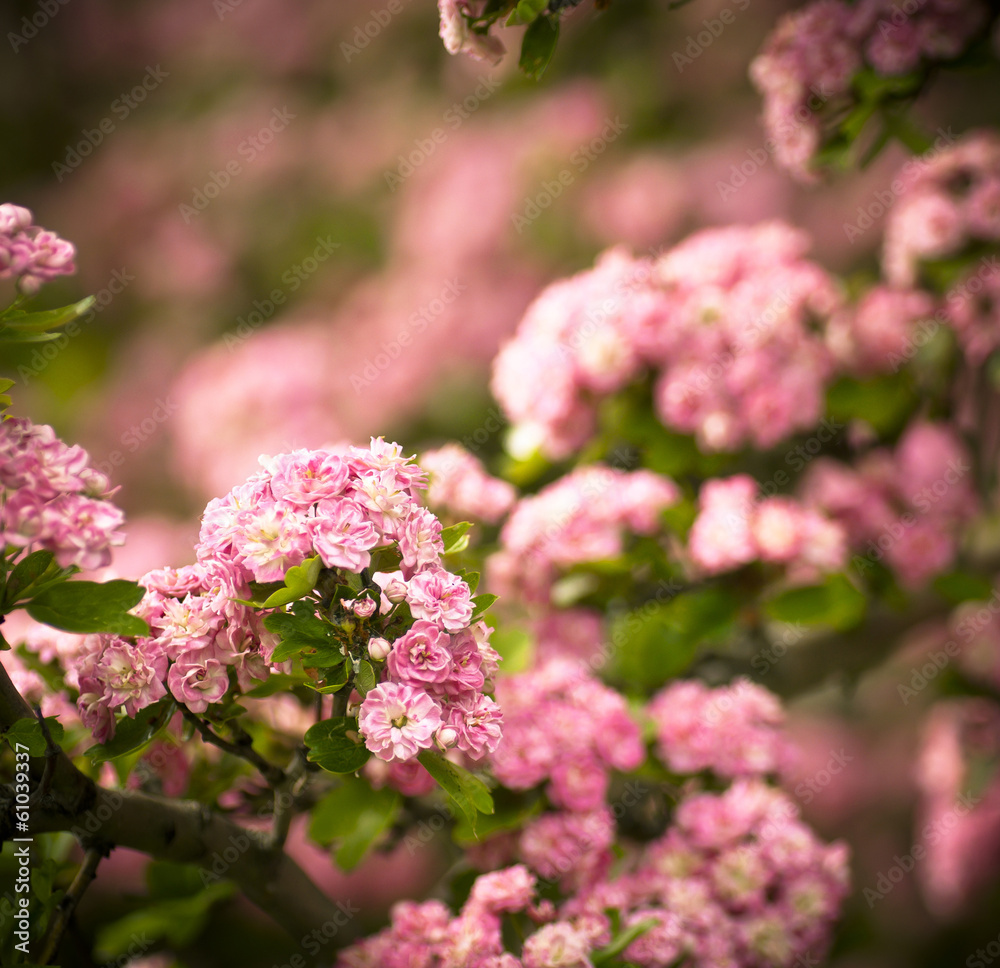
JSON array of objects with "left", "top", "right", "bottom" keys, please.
[
  {"left": 3, "top": 550, "right": 57, "bottom": 606},
  {"left": 309, "top": 778, "right": 400, "bottom": 870},
  {"left": 417, "top": 750, "right": 493, "bottom": 832},
  {"left": 932, "top": 571, "right": 995, "bottom": 605},
  {"left": 453, "top": 794, "right": 543, "bottom": 846},
  {"left": 441, "top": 521, "right": 473, "bottom": 555},
  {"left": 261, "top": 555, "right": 322, "bottom": 608},
  {"left": 591, "top": 916, "right": 660, "bottom": 965},
  {"left": 26, "top": 579, "right": 149, "bottom": 636},
  {"left": 304, "top": 717, "right": 371, "bottom": 774},
  {"left": 354, "top": 659, "right": 377, "bottom": 697},
  {"left": 458, "top": 570, "right": 481, "bottom": 595},
  {"left": 2, "top": 716, "right": 65, "bottom": 755},
  {"left": 264, "top": 605, "right": 343, "bottom": 665},
  {"left": 506, "top": 0, "right": 547, "bottom": 25},
  {"left": 519, "top": 14, "right": 559, "bottom": 80},
  {"left": 764, "top": 573, "right": 867, "bottom": 631},
  {"left": 86, "top": 698, "right": 176, "bottom": 764},
  {"left": 826, "top": 373, "right": 918, "bottom": 435},
  {"left": 611, "top": 586, "right": 739, "bottom": 691},
  {"left": 242, "top": 672, "right": 307, "bottom": 697},
  {"left": 0, "top": 296, "right": 94, "bottom": 332},
  {"left": 471, "top": 593, "right": 498, "bottom": 620},
  {"left": 94, "top": 881, "right": 236, "bottom": 958},
  {"left": 0, "top": 326, "right": 64, "bottom": 343}
]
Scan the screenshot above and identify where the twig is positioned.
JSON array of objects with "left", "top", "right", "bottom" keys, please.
[
  {"left": 268, "top": 747, "right": 309, "bottom": 851},
  {"left": 36, "top": 847, "right": 102, "bottom": 965},
  {"left": 31, "top": 704, "right": 59, "bottom": 800},
  {"left": 181, "top": 709, "right": 286, "bottom": 787}
]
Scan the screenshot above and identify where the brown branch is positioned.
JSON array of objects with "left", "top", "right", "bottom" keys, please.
[
  {"left": 181, "top": 707, "right": 287, "bottom": 787},
  {"left": 0, "top": 659, "right": 343, "bottom": 963},
  {"left": 36, "top": 847, "right": 102, "bottom": 965}
]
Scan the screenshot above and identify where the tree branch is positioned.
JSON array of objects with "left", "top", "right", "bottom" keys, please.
[
  {"left": 37, "top": 847, "right": 102, "bottom": 965},
  {"left": 0, "top": 660, "right": 344, "bottom": 962},
  {"left": 181, "top": 707, "right": 287, "bottom": 787}
]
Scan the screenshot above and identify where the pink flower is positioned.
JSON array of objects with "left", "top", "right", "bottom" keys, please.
[
  {"left": 522, "top": 921, "right": 594, "bottom": 968},
  {"left": 443, "top": 692, "right": 503, "bottom": 760},
  {"left": 466, "top": 865, "right": 536, "bottom": 914},
  {"left": 310, "top": 499, "right": 379, "bottom": 572},
  {"left": 386, "top": 621, "right": 454, "bottom": 684},
  {"left": 438, "top": 0, "right": 506, "bottom": 64},
  {"left": 688, "top": 476, "right": 758, "bottom": 574},
  {"left": 407, "top": 567, "right": 474, "bottom": 631},
  {"left": 265, "top": 449, "right": 350, "bottom": 506},
  {"left": 398, "top": 507, "right": 444, "bottom": 576},
  {"left": 98, "top": 639, "right": 168, "bottom": 718},
  {"left": 167, "top": 654, "right": 230, "bottom": 713},
  {"left": 231, "top": 503, "right": 312, "bottom": 582},
  {"left": 359, "top": 681, "right": 443, "bottom": 762}
]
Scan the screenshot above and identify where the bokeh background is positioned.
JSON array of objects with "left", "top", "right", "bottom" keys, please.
[{"left": 2, "top": 1, "right": 1000, "bottom": 966}]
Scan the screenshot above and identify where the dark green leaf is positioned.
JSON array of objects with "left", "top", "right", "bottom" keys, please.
[
  {"left": 826, "top": 374, "right": 918, "bottom": 435},
  {"left": 354, "top": 659, "right": 376, "bottom": 697},
  {"left": 933, "top": 571, "right": 994, "bottom": 605},
  {"left": 26, "top": 579, "right": 149, "bottom": 636},
  {"left": 506, "top": 0, "right": 547, "bottom": 25},
  {"left": 471, "top": 593, "right": 498, "bottom": 620},
  {"left": 2, "top": 716, "right": 65, "bottom": 756},
  {"left": 86, "top": 698, "right": 176, "bottom": 764},
  {"left": 305, "top": 717, "right": 370, "bottom": 774},
  {"left": 591, "top": 917, "right": 660, "bottom": 965},
  {"left": 242, "top": 672, "right": 307, "bottom": 697},
  {"left": 519, "top": 14, "right": 559, "bottom": 80},
  {"left": 764, "top": 573, "right": 866, "bottom": 630},
  {"left": 265, "top": 605, "right": 343, "bottom": 665},
  {"left": 611, "top": 586, "right": 738, "bottom": 690},
  {"left": 418, "top": 750, "right": 493, "bottom": 832},
  {"left": 3, "top": 550, "right": 56, "bottom": 606},
  {"left": 309, "top": 778, "right": 400, "bottom": 870}
]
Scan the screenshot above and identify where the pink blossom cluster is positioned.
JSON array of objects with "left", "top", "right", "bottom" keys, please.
[
  {"left": 339, "top": 781, "right": 849, "bottom": 968},
  {"left": 437, "top": 0, "right": 505, "bottom": 65},
  {"left": 826, "top": 284, "right": 935, "bottom": 373},
  {"left": 882, "top": 131, "right": 1000, "bottom": 360},
  {"left": 490, "top": 658, "right": 644, "bottom": 812},
  {"left": 488, "top": 465, "right": 680, "bottom": 603},
  {"left": 803, "top": 421, "right": 976, "bottom": 587},
  {"left": 915, "top": 699, "right": 1000, "bottom": 918},
  {"left": 0, "top": 203, "right": 76, "bottom": 294},
  {"left": 0, "top": 417, "right": 125, "bottom": 570},
  {"left": 420, "top": 443, "right": 517, "bottom": 525},
  {"left": 491, "top": 224, "right": 841, "bottom": 459},
  {"left": 687, "top": 474, "right": 847, "bottom": 579},
  {"left": 648, "top": 678, "right": 793, "bottom": 778},
  {"left": 76, "top": 557, "right": 271, "bottom": 742},
  {"left": 76, "top": 439, "right": 502, "bottom": 765},
  {"left": 750, "top": 1, "right": 987, "bottom": 181},
  {"left": 565, "top": 780, "right": 851, "bottom": 968}
]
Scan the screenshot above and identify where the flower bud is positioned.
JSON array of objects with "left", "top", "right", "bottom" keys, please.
[
  {"left": 436, "top": 726, "right": 459, "bottom": 750},
  {"left": 368, "top": 636, "right": 392, "bottom": 662},
  {"left": 383, "top": 577, "right": 408, "bottom": 603}
]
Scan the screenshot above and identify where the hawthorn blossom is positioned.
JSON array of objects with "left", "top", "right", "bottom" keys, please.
[{"left": 358, "top": 681, "right": 444, "bottom": 761}]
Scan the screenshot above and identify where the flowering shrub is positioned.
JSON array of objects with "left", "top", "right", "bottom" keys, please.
[{"left": 1, "top": 1, "right": 1000, "bottom": 966}]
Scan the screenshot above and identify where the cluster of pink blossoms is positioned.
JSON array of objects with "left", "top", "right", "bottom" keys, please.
[
  {"left": 420, "top": 443, "right": 517, "bottom": 525},
  {"left": 0, "top": 203, "right": 76, "bottom": 294},
  {"left": 77, "top": 439, "right": 503, "bottom": 764},
  {"left": 915, "top": 698, "right": 1000, "bottom": 918},
  {"left": 488, "top": 466, "right": 680, "bottom": 604},
  {"left": 0, "top": 417, "right": 125, "bottom": 571},
  {"left": 341, "top": 676, "right": 848, "bottom": 968},
  {"left": 803, "top": 421, "right": 976, "bottom": 588},
  {"left": 882, "top": 131, "right": 1000, "bottom": 361},
  {"left": 750, "top": 0, "right": 988, "bottom": 181},
  {"left": 826, "top": 284, "right": 935, "bottom": 374},
  {"left": 491, "top": 223, "right": 841, "bottom": 460},
  {"left": 688, "top": 474, "right": 847, "bottom": 580},
  {"left": 648, "top": 678, "right": 793, "bottom": 778},
  {"left": 565, "top": 780, "right": 851, "bottom": 968}
]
